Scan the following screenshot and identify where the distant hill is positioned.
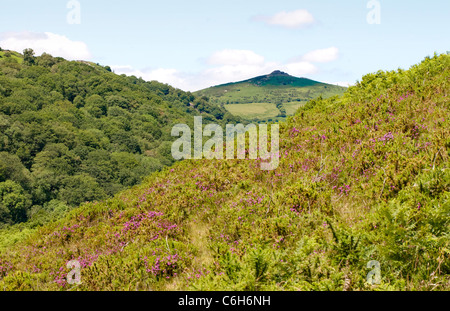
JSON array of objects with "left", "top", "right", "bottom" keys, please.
[{"left": 195, "top": 70, "right": 347, "bottom": 121}]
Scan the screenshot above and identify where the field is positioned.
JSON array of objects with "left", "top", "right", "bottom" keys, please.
[
  {"left": 224, "top": 102, "right": 280, "bottom": 119},
  {"left": 224, "top": 101, "right": 306, "bottom": 120},
  {"left": 202, "top": 84, "right": 344, "bottom": 106}
]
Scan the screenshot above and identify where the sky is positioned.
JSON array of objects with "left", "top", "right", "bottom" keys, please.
[{"left": 0, "top": 0, "right": 449, "bottom": 91}]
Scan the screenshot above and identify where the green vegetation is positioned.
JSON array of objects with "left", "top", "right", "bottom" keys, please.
[
  {"left": 224, "top": 102, "right": 280, "bottom": 119},
  {"left": 0, "top": 48, "right": 239, "bottom": 228},
  {"left": 196, "top": 70, "right": 346, "bottom": 121},
  {"left": 0, "top": 50, "right": 24, "bottom": 64},
  {"left": 0, "top": 53, "right": 449, "bottom": 291},
  {"left": 283, "top": 102, "right": 306, "bottom": 116}
]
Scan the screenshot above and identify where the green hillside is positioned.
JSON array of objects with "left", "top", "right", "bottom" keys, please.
[
  {"left": 0, "top": 50, "right": 23, "bottom": 64},
  {"left": 0, "top": 53, "right": 448, "bottom": 291},
  {"left": 0, "top": 48, "right": 240, "bottom": 228},
  {"left": 196, "top": 70, "right": 347, "bottom": 121}
]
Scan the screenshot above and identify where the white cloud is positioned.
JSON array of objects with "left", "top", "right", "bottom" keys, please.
[
  {"left": 202, "top": 64, "right": 272, "bottom": 85},
  {"left": 112, "top": 63, "right": 273, "bottom": 92},
  {"left": 301, "top": 47, "right": 339, "bottom": 63},
  {"left": 140, "top": 68, "right": 181, "bottom": 83},
  {"left": 109, "top": 65, "right": 135, "bottom": 73},
  {"left": 282, "top": 61, "right": 318, "bottom": 76},
  {"left": 208, "top": 49, "right": 265, "bottom": 66},
  {"left": 324, "top": 81, "right": 353, "bottom": 87},
  {"left": 203, "top": 50, "right": 279, "bottom": 86},
  {"left": 110, "top": 65, "right": 189, "bottom": 89},
  {"left": 113, "top": 50, "right": 277, "bottom": 91},
  {"left": 257, "top": 10, "right": 315, "bottom": 28},
  {"left": 0, "top": 31, "right": 92, "bottom": 60},
  {"left": 112, "top": 47, "right": 342, "bottom": 92}
]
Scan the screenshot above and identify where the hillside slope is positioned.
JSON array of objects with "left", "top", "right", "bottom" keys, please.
[
  {"left": 0, "top": 53, "right": 449, "bottom": 291},
  {"left": 0, "top": 49, "right": 239, "bottom": 227},
  {"left": 196, "top": 70, "right": 346, "bottom": 120}
]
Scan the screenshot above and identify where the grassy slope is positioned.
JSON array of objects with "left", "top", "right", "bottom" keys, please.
[
  {"left": 0, "top": 54, "right": 449, "bottom": 291},
  {"left": 0, "top": 51, "right": 23, "bottom": 64},
  {"left": 284, "top": 102, "right": 306, "bottom": 115},
  {"left": 225, "top": 102, "right": 280, "bottom": 119},
  {"left": 200, "top": 83, "right": 344, "bottom": 103}
]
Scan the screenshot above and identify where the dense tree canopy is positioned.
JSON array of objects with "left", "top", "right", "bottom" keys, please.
[{"left": 0, "top": 49, "right": 240, "bottom": 226}]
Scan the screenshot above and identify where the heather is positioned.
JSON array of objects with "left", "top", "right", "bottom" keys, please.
[{"left": 0, "top": 53, "right": 448, "bottom": 291}]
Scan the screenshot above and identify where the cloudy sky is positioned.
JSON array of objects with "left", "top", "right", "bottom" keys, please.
[{"left": 0, "top": 0, "right": 449, "bottom": 91}]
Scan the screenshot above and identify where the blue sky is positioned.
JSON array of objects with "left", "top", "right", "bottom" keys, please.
[{"left": 0, "top": 0, "right": 449, "bottom": 91}]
